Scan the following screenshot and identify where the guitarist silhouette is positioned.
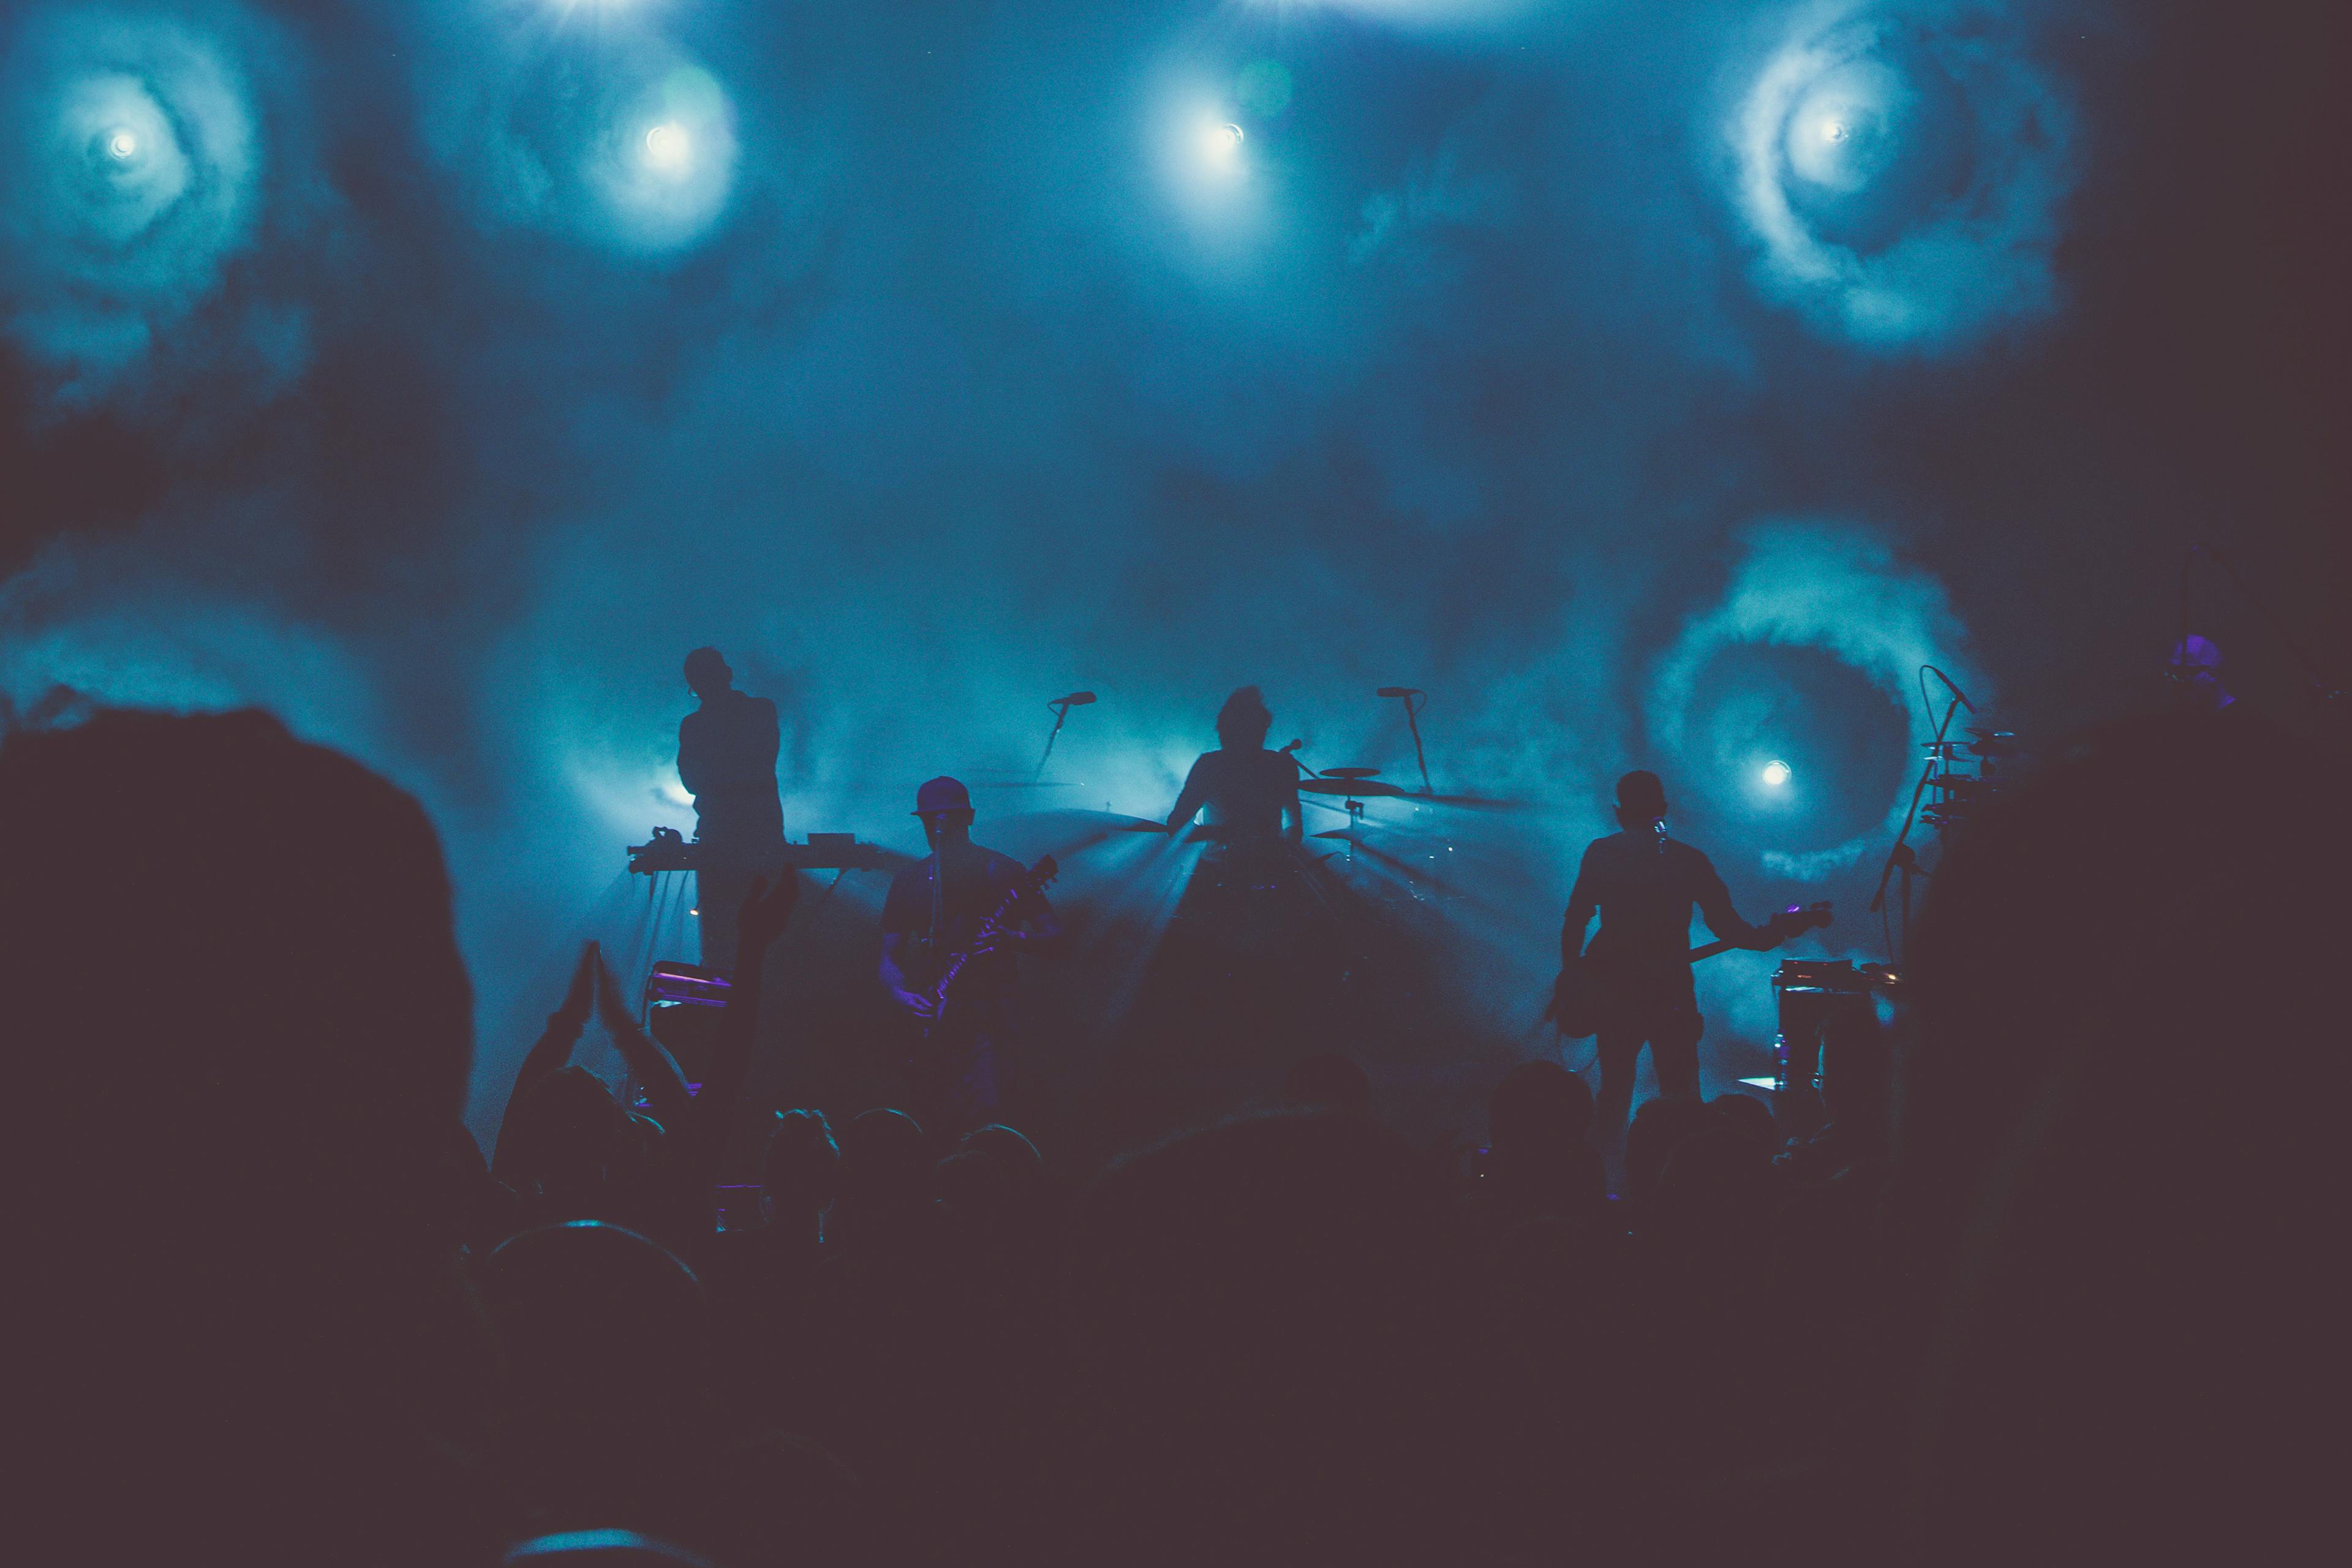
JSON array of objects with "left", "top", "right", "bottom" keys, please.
[
  {"left": 880, "top": 777, "right": 1063, "bottom": 1135},
  {"left": 1555, "top": 770, "right": 1812, "bottom": 1164}
]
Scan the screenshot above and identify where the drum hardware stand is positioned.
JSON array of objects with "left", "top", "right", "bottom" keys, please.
[{"left": 1376, "top": 688, "right": 1434, "bottom": 795}]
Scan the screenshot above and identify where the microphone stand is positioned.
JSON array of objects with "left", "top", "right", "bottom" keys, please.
[
  {"left": 1871, "top": 694, "right": 1963, "bottom": 965},
  {"left": 1035, "top": 698, "right": 1077, "bottom": 781}
]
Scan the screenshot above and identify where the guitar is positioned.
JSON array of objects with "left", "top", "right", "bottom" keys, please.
[
  {"left": 920, "top": 854, "right": 1058, "bottom": 1033},
  {"left": 1547, "top": 900, "right": 1834, "bottom": 1041}
]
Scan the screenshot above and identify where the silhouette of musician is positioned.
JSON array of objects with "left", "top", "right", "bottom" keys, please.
[
  {"left": 879, "top": 777, "right": 1062, "bottom": 1134},
  {"left": 677, "top": 646, "right": 783, "bottom": 973},
  {"left": 1166, "top": 686, "right": 1303, "bottom": 849},
  {"left": 1560, "top": 771, "right": 1773, "bottom": 1158}
]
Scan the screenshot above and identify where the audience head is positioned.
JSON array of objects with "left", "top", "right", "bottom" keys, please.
[
  {"left": 481, "top": 1222, "right": 709, "bottom": 1510},
  {"left": 957, "top": 1121, "right": 1043, "bottom": 1177},
  {"left": 1072, "top": 1110, "right": 1460, "bottom": 1564},
  {"left": 1284, "top": 1051, "right": 1373, "bottom": 1112},
  {"left": 761, "top": 1108, "right": 841, "bottom": 1227},
  {"left": 1624, "top": 1095, "right": 1717, "bottom": 1206},
  {"left": 1489, "top": 1059, "right": 1595, "bottom": 1152},
  {"left": 1707, "top": 1091, "right": 1777, "bottom": 1158},
  {"left": 834, "top": 1109, "right": 933, "bottom": 1232},
  {"left": 504, "top": 1065, "right": 633, "bottom": 1206},
  {"left": 1, "top": 709, "right": 483, "bottom": 1561}
]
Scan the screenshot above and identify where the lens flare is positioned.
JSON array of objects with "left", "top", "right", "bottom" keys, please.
[{"left": 1727, "top": 1, "right": 2079, "bottom": 352}]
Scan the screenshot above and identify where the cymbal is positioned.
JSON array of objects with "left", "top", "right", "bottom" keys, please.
[
  {"left": 1113, "top": 818, "right": 1172, "bottom": 832},
  {"left": 1298, "top": 777, "right": 1408, "bottom": 796},
  {"left": 1319, "top": 767, "right": 1382, "bottom": 779},
  {"left": 1966, "top": 733, "right": 2026, "bottom": 758},
  {"left": 1310, "top": 829, "right": 1359, "bottom": 840},
  {"left": 1420, "top": 793, "right": 1536, "bottom": 812}
]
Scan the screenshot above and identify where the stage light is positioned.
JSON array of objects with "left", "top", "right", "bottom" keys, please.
[
  {"left": 106, "top": 128, "right": 138, "bottom": 159},
  {"left": 643, "top": 120, "right": 690, "bottom": 173},
  {"left": 1200, "top": 119, "right": 1245, "bottom": 162},
  {"left": 1760, "top": 760, "right": 1792, "bottom": 788},
  {"left": 1820, "top": 119, "right": 1848, "bottom": 143}
]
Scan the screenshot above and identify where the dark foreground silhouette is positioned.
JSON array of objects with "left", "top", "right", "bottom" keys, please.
[{"left": 5, "top": 707, "right": 2339, "bottom": 1566}]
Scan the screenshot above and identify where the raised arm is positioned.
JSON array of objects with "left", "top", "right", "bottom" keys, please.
[
  {"left": 591, "top": 950, "right": 694, "bottom": 1129},
  {"left": 494, "top": 941, "right": 598, "bottom": 1181},
  {"left": 1694, "top": 858, "right": 1766, "bottom": 950},
  {"left": 1166, "top": 756, "right": 1210, "bottom": 833}
]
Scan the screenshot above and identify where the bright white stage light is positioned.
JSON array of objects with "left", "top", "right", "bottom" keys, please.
[
  {"left": 643, "top": 120, "right": 690, "bottom": 173},
  {"left": 1760, "top": 760, "right": 1792, "bottom": 788},
  {"left": 107, "top": 128, "right": 138, "bottom": 159},
  {"left": 1820, "top": 119, "right": 1847, "bottom": 143}
]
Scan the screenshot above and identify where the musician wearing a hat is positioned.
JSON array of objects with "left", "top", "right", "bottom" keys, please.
[{"left": 879, "top": 777, "right": 1063, "bottom": 1133}]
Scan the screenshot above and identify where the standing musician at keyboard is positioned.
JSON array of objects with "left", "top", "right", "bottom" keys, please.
[{"left": 880, "top": 777, "right": 1063, "bottom": 1134}]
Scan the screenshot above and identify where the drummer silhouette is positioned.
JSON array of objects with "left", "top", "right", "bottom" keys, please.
[{"left": 1167, "top": 686, "right": 1303, "bottom": 848}]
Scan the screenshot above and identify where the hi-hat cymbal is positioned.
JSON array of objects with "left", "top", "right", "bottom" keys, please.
[{"left": 1320, "top": 767, "right": 1382, "bottom": 779}]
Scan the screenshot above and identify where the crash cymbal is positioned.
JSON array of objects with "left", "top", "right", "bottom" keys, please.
[
  {"left": 1310, "top": 828, "right": 1359, "bottom": 840},
  {"left": 1419, "top": 793, "right": 1538, "bottom": 812},
  {"left": 1966, "top": 729, "right": 2026, "bottom": 757},
  {"left": 1319, "top": 767, "right": 1382, "bottom": 779},
  {"left": 1299, "top": 777, "right": 1408, "bottom": 796}
]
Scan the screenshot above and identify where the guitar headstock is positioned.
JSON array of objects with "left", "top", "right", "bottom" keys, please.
[
  {"left": 1771, "top": 900, "right": 1834, "bottom": 940},
  {"left": 1028, "top": 853, "right": 1060, "bottom": 892}
]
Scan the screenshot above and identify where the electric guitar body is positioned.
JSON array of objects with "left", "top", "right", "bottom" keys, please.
[{"left": 1547, "top": 900, "right": 1834, "bottom": 1041}]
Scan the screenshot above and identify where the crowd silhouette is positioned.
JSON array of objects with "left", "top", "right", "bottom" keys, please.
[{"left": 6, "top": 706, "right": 2338, "bottom": 1566}]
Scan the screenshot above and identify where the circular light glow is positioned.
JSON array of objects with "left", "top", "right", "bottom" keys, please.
[
  {"left": 1761, "top": 760, "right": 1793, "bottom": 787},
  {"left": 1728, "top": 9, "right": 2080, "bottom": 351},
  {"left": 106, "top": 128, "right": 138, "bottom": 159},
  {"left": 642, "top": 121, "right": 690, "bottom": 172},
  {"left": 1200, "top": 120, "right": 1245, "bottom": 159}
]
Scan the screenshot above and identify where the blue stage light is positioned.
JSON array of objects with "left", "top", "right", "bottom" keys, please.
[{"left": 1761, "top": 759, "right": 1792, "bottom": 787}]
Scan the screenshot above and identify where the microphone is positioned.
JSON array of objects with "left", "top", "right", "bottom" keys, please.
[
  {"left": 1924, "top": 666, "right": 1977, "bottom": 715},
  {"left": 1052, "top": 692, "right": 1097, "bottom": 707},
  {"left": 1375, "top": 687, "right": 1424, "bottom": 699}
]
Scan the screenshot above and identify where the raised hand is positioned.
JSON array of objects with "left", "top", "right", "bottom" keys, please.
[
  {"left": 556, "top": 940, "right": 598, "bottom": 1029},
  {"left": 736, "top": 872, "right": 801, "bottom": 957}
]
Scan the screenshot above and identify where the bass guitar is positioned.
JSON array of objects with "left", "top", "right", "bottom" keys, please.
[
  {"left": 1547, "top": 900, "right": 1834, "bottom": 1041},
  {"left": 922, "top": 854, "right": 1058, "bottom": 1033}
]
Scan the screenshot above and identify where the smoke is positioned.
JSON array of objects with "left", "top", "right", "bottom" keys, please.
[
  {"left": 1726, "top": 0, "right": 2082, "bottom": 352},
  {"left": 0, "top": 1, "right": 351, "bottom": 420},
  {"left": 8, "top": 0, "right": 2321, "bottom": 1140},
  {"left": 1648, "top": 518, "right": 1978, "bottom": 881}
]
